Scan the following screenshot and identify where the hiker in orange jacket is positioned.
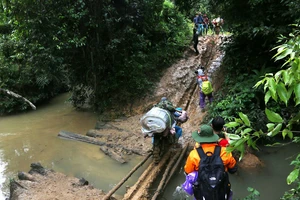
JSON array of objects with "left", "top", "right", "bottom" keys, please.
[{"left": 184, "top": 124, "right": 237, "bottom": 174}]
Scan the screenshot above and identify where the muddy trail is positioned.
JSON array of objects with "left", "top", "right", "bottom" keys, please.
[{"left": 9, "top": 35, "right": 241, "bottom": 200}]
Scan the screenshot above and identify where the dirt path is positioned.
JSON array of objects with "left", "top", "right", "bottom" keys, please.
[{"left": 9, "top": 35, "right": 227, "bottom": 200}]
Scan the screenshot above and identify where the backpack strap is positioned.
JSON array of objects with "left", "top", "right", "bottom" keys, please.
[
  {"left": 197, "top": 75, "right": 208, "bottom": 81},
  {"left": 213, "top": 146, "right": 221, "bottom": 156},
  {"left": 196, "top": 146, "right": 220, "bottom": 158},
  {"left": 196, "top": 146, "right": 206, "bottom": 159}
]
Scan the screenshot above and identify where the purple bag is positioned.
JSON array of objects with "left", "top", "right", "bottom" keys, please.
[{"left": 181, "top": 171, "right": 198, "bottom": 195}]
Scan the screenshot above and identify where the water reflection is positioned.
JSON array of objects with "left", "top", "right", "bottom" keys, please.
[{"left": 0, "top": 93, "right": 146, "bottom": 199}]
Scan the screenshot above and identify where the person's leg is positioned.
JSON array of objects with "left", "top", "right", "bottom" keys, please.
[
  {"left": 199, "top": 92, "right": 205, "bottom": 109},
  {"left": 194, "top": 42, "right": 199, "bottom": 54}
]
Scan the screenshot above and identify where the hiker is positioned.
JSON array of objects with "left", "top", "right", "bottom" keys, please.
[
  {"left": 155, "top": 97, "right": 176, "bottom": 113},
  {"left": 194, "top": 116, "right": 229, "bottom": 148},
  {"left": 212, "top": 16, "right": 224, "bottom": 35},
  {"left": 153, "top": 97, "right": 177, "bottom": 135},
  {"left": 193, "top": 13, "right": 204, "bottom": 36},
  {"left": 202, "top": 14, "right": 209, "bottom": 35},
  {"left": 184, "top": 124, "right": 237, "bottom": 200},
  {"left": 212, "top": 116, "right": 230, "bottom": 147},
  {"left": 195, "top": 68, "right": 213, "bottom": 112},
  {"left": 192, "top": 27, "right": 199, "bottom": 55}
]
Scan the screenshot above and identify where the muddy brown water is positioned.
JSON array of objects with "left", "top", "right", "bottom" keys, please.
[
  {"left": 0, "top": 93, "right": 299, "bottom": 200},
  {"left": 0, "top": 93, "right": 148, "bottom": 199}
]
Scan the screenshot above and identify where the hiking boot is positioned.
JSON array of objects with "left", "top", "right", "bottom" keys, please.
[{"left": 201, "top": 108, "right": 205, "bottom": 113}]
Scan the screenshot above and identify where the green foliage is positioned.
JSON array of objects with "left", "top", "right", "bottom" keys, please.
[
  {"left": 208, "top": 71, "right": 268, "bottom": 131},
  {"left": 0, "top": 0, "right": 88, "bottom": 114},
  {"left": 68, "top": 0, "right": 192, "bottom": 111},
  {"left": 207, "top": 0, "right": 300, "bottom": 77},
  {"left": 225, "top": 26, "right": 300, "bottom": 199},
  {"left": 281, "top": 153, "right": 300, "bottom": 200},
  {"left": 0, "top": 0, "right": 192, "bottom": 114},
  {"left": 242, "top": 187, "right": 260, "bottom": 200}
]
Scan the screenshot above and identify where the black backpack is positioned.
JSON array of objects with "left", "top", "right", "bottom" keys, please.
[{"left": 193, "top": 146, "right": 231, "bottom": 200}]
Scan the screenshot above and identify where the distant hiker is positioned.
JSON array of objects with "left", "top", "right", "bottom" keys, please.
[
  {"left": 195, "top": 68, "right": 213, "bottom": 112},
  {"left": 184, "top": 124, "right": 237, "bottom": 200},
  {"left": 203, "top": 14, "right": 209, "bottom": 35},
  {"left": 212, "top": 16, "right": 224, "bottom": 35},
  {"left": 193, "top": 13, "right": 204, "bottom": 36},
  {"left": 211, "top": 116, "right": 230, "bottom": 147},
  {"left": 193, "top": 28, "right": 199, "bottom": 55},
  {"left": 193, "top": 13, "right": 200, "bottom": 25}
]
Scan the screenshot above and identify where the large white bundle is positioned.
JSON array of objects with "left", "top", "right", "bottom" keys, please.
[{"left": 140, "top": 107, "right": 172, "bottom": 136}]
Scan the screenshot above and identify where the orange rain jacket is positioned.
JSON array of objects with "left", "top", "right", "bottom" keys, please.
[{"left": 184, "top": 143, "right": 237, "bottom": 174}]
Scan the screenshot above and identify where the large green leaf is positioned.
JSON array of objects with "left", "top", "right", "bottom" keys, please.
[
  {"left": 282, "top": 128, "right": 293, "bottom": 139},
  {"left": 264, "top": 90, "right": 271, "bottom": 104},
  {"left": 238, "top": 112, "right": 250, "bottom": 126},
  {"left": 276, "top": 82, "right": 288, "bottom": 106},
  {"left": 267, "top": 123, "right": 282, "bottom": 137},
  {"left": 287, "top": 169, "right": 299, "bottom": 185},
  {"left": 266, "top": 123, "right": 275, "bottom": 131},
  {"left": 225, "top": 122, "right": 240, "bottom": 128},
  {"left": 295, "top": 83, "right": 300, "bottom": 106},
  {"left": 227, "top": 133, "right": 241, "bottom": 140},
  {"left": 275, "top": 48, "right": 293, "bottom": 61},
  {"left": 265, "top": 108, "right": 283, "bottom": 123}
]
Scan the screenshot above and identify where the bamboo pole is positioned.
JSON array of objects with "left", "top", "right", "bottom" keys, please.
[
  {"left": 151, "top": 149, "right": 181, "bottom": 200},
  {"left": 163, "top": 143, "right": 189, "bottom": 189},
  {"left": 102, "top": 152, "right": 152, "bottom": 200}
]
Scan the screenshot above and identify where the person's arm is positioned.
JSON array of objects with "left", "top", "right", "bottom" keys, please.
[
  {"left": 221, "top": 148, "right": 238, "bottom": 174},
  {"left": 184, "top": 151, "right": 198, "bottom": 174}
]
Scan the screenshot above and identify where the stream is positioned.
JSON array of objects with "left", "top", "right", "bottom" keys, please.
[{"left": 0, "top": 93, "right": 299, "bottom": 200}]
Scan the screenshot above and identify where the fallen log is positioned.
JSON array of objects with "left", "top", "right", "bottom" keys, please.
[
  {"left": 102, "top": 153, "right": 152, "bottom": 200},
  {"left": 151, "top": 149, "right": 181, "bottom": 200},
  {"left": 123, "top": 151, "right": 172, "bottom": 200},
  {"left": 164, "top": 143, "right": 189, "bottom": 189},
  {"left": 58, "top": 130, "right": 105, "bottom": 146},
  {"left": 100, "top": 146, "right": 126, "bottom": 164}
]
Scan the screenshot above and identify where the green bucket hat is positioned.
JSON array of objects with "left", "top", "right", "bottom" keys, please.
[{"left": 192, "top": 124, "right": 219, "bottom": 143}]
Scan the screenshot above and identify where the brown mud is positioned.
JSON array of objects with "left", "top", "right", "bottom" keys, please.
[{"left": 9, "top": 35, "right": 263, "bottom": 200}]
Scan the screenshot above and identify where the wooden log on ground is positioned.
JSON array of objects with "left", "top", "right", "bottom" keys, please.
[
  {"left": 123, "top": 151, "right": 172, "bottom": 200},
  {"left": 163, "top": 143, "right": 189, "bottom": 189},
  {"left": 58, "top": 130, "right": 105, "bottom": 146},
  {"left": 151, "top": 149, "right": 181, "bottom": 200},
  {"left": 102, "top": 153, "right": 152, "bottom": 200},
  {"left": 100, "top": 146, "right": 126, "bottom": 164}
]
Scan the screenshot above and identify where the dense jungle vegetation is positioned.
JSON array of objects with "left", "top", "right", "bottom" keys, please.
[{"left": 0, "top": 0, "right": 299, "bottom": 199}]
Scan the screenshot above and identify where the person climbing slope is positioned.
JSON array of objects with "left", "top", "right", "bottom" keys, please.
[{"left": 195, "top": 68, "right": 213, "bottom": 112}]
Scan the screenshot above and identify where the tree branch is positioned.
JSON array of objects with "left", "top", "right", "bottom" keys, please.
[{"left": 0, "top": 88, "right": 36, "bottom": 110}]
